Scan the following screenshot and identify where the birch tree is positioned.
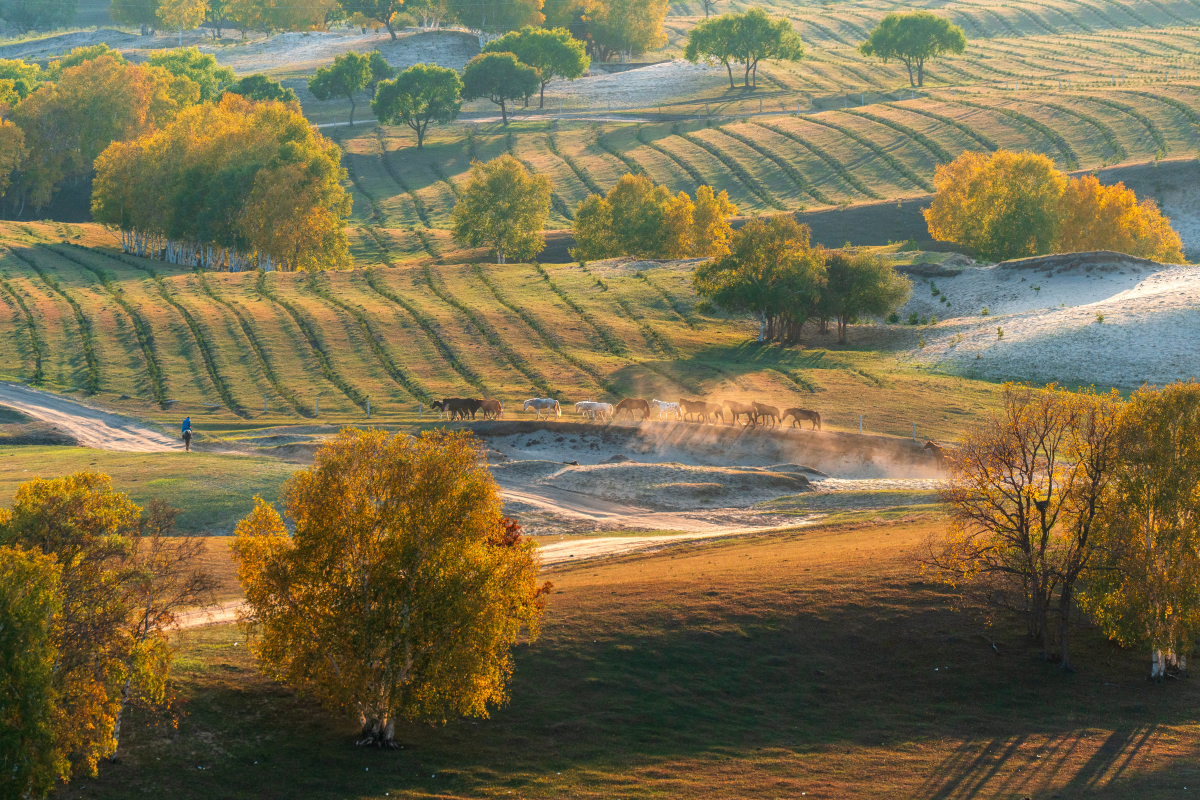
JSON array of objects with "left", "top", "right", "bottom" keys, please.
[
  {"left": 451, "top": 154, "right": 551, "bottom": 263},
  {"left": 1084, "top": 382, "right": 1200, "bottom": 679},
  {"left": 157, "top": 0, "right": 208, "bottom": 47},
  {"left": 232, "top": 428, "right": 548, "bottom": 748}
]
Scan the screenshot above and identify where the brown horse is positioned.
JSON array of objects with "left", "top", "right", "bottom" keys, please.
[
  {"left": 753, "top": 401, "right": 781, "bottom": 426},
  {"left": 783, "top": 408, "right": 821, "bottom": 430},
  {"left": 446, "top": 398, "right": 480, "bottom": 420},
  {"left": 923, "top": 440, "right": 945, "bottom": 467},
  {"left": 479, "top": 399, "right": 503, "bottom": 419},
  {"left": 679, "top": 399, "right": 724, "bottom": 424},
  {"left": 723, "top": 400, "right": 757, "bottom": 426},
  {"left": 613, "top": 398, "right": 651, "bottom": 421}
]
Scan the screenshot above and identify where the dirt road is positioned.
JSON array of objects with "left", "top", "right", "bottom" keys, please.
[{"left": 0, "top": 382, "right": 179, "bottom": 452}]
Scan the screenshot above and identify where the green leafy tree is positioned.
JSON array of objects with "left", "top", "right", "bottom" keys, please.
[
  {"left": 579, "top": 0, "right": 667, "bottom": 63},
  {"left": 0, "top": 545, "right": 64, "bottom": 799},
  {"left": 730, "top": 7, "right": 803, "bottom": 88},
  {"left": 233, "top": 428, "right": 548, "bottom": 748},
  {"left": 683, "top": 14, "right": 739, "bottom": 89},
  {"left": 460, "top": 52, "right": 539, "bottom": 125},
  {"left": 336, "top": 0, "right": 407, "bottom": 38},
  {"left": 694, "top": 216, "right": 826, "bottom": 343},
  {"left": 482, "top": 26, "right": 588, "bottom": 108},
  {"left": 365, "top": 50, "right": 395, "bottom": 99},
  {"left": 818, "top": 250, "right": 911, "bottom": 343},
  {"left": 859, "top": 11, "right": 966, "bottom": 88},
  {"left": 47, "top": 44, "right": 126, "bottom": 78},
  {"left": 109, "top": 0, "right": 160, "bottom": 33},
  {"left": 372, "top": 62, "right": 462, "bottom": 149},
  {"left": 205, "top": 0, "right": 227, "bottom": 37},
  {"left": 0, "top": 0, "right": 76, "bottom": 34},
  {"left": 148, "top": 47, "right": 236, "bottom": 102},
  {"left": 0, "top": 58, "right": 43, "bottom": 98},
  {"left": 1084, "top": 382, "right": 1200, "bottom": 679},
  {"left": 157, "top": 0, "right": 208, "bottom": 47},
  {"left": 451, "top": 154, "right": 551, "bottom": 263},
  {"left": 308, "top": 51, "right": 372, "bottom": 125},
  {"left": 225, "top": 73, "right": 299, "bottom": 103}
]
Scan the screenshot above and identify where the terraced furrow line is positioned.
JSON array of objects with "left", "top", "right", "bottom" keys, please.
[
  {"left": 377, "top": 130, "right": 431, "bottom": 227},
  {"left": 1012, "top": 5, "right": 1058, "bottom": 34},
  {"left": 639, "top": 273, "right": 700, "bottom": 329},
  {"left": 800, "top": 116, "right": 934, "bottom": 192},
  {"left": 1062, "top": 0, "right": 1126, "bottom": 29},
  {"left": 1097, "top": 0, "right": 1155, "bottom": 26},
  {"left": 1036, "top": 100, "right": 1127, "bottom": 160},
  {"left": 90, "top": 249, "right": 248, "bottom": 418},
  {"left": 256, "top": 272, "right": 369, "bottom": 411},
  {"left": 799, "top": 17, "right": 853, "bottom": 46},
  {"left": 507, "top": 133, "right": 573, "bottom": 220},
  {"left": 306, "top": 273, "right": 429, "bottom": 402},
  {"left": 826, "top": 60, "right": 888, "bottom": 90},
  {"left": 840, "top": 109, "right": 952, "bottom": 163},
  {"left": 362, "top": 268, "right": 487, "bottom": 393},
  {"left": 532, "top": 263, "right": 633, "bottom": 357},
  {"left": 635, "top": 127, "right": 707, "bottom": 188},
  {"left": 715, "top": 125, "right": 831, "bottom": 204},
  {"left": 548, "top": 128, "right": 603, "bottom": 195},
  {"left": 751, "top": 120, "right": 880, "bottom": 199},
  {"left": 194, "top": 271, "right": 311, "bottom": 418},
  {"left": 0, "top": 276, "right": 43, "bottom": 383},
  {"left": 885, "top": 104, "right": 999, "bottom": 150},
  {"left": 1118, "top": 90, "right": 1200, "bottom": 135},
  {"left": 674, "top": 125, "right": 784, "bottom": 210},
  {"left": 1081, "top": 96, "right": 1168, "bottom": 153},
  {"left": 936, "top": 96, "right": 1079, "bottom": 168},
  {"left": 596, "top": 127, "right": 643, "bottom": 175},
  {"left": 470, "top": 264, "right": 616, "bottom": 393},
  {"left": 422, "top": 264, "right": 555, "bottom": 397},
  {"left": 981, "top": 8, "right": 1022, "bottom": 37},
  {"left": 1046, "top": 6, "right": 1094, "bottom": 32},
  {"left": 51, "top": 247, "right": 167, "bottom": 405},
  {"left": 429, "top": 163, "right": 462, "bottom": 200},
  {"left": 951, "top": 9, "right": 991, "bottom": 38},
  {"left": 1141, "top": 0, "right": 1193, "bottom": 23},
  {"left": 769, "top": 367, "right": 819, "bottom": 394},
  {"left": 9, "top": 248, "right": 100, "bottom": 394}
]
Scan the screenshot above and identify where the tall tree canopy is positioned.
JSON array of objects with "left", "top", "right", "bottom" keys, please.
[
  {"left": 482, "top": 26, "right": 589, "bottom": 108},
  {"left": 684, "top": 8, "right": 802, "bottom": 88},
  {"left": 571, "top": 173, "right": 736, "bottom": 260},
  {"left": 148, "top": 47, "right": 236, "bottom": 102},
  {"left": 926, "top": 150, "right": 1184, "bottom": 262},
  {"left": 93, "top": 94, "right": 351, "bottom": 271},
  {"left": 233, "top": 428, "right": 548, "bottom": 748},
  {"left": 579, "top": 0, "right": 668, "bottom": 63},
  {"left": 817, "top": 250, "right": 911, "bottom": 343},
  {"left": 451, "top": 154, "right": 551, "bottom": 263},
  {"left": 372, "top": 62, "right": 462, "bottom": 149},
  {"left": 225, "top": 73, "right": 299, "bottom": 103},
  {"left": 858, "top": 11, "right": 966, "bottom": 87},
  {"left": 0, "top": 0, "right": 76, "bottom": 34},
  {"left": 364, "top": 50, "right": 395, "bottom": 99},
  {"left": 461, "top": 52, "right": 539, "bottom": 124},
  {"left": 683, "top": 14, "right": 739, "bottom": 88},
  {"left": 694, "top": 217, "right": 826, "bottom": 343},
  {"left": 337, "top": 0, "right": 408, "bottom": 38},
  {"left": 309, "top": 51, "right": 372, "bottom": 125}
]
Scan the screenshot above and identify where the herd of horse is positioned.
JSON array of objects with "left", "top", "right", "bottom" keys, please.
[{"left": 428, "top": 396, "right": 821, "bottom": 429}]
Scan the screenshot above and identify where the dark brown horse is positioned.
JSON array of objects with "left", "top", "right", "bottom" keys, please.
[
  {"left": 614, "top": 398, "right": 651, "bottom": 421},
  {"left": 723, "top": 400, "right": 757, "bottom": 426},
  {"left": 752, "top": 401, "right": 781, "bottom": 426},
  {"left": 679, "top": 399, "right": 724, "bottom": 424},
  {"left": 923, "top": 441, "right": 946, "bottom": 468},
  {"left": 445, "top": 398, "right": 481, "bottom": 420},
  {"left": 782, "top": 408, "right": 821, "bottom": 430}
]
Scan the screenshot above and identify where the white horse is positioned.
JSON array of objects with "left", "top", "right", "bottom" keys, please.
[
  {"left": 650, "top": 399, "right": 682, "bottom": 420},
  {"left": 523, "top": 398, "right": 561, "bottom": 420},
  {"left": 575, "top": 401, "right": 612, "bottom": 422}
]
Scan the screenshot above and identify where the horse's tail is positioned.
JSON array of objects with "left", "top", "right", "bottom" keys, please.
[
  {"left": 814, "top": 411, "right": 821, "bottom": 430},
  {"left": 554, "top": 400, "right": 561, "bottom": 418}
]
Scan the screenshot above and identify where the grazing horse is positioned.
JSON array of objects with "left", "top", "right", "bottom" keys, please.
[
  {"left": 752, "top": 401, "right": 781, "bottom": 426},
  {"left": 447, "top": 398, "right": 480, "bottom": 420},
  {"left": 575, "top": 401, "right": 610, "bottom": 422},
  {"left": 650, "top": 399, "right": 681, "bottom": 420},
  {"left": 613, "top": 398, "right": 651, "bottom": 421},
  {"left": 723, "top": 400, "right": 757, "bottom": 426},
  {"left": 479, "top": 399, "right": 503, "bottom": 419},
  {"left": 782, "top": 408, "right": 821, "bottom": 430},
  {"left": 430, "top": 399, "right": 456, "bottom": 420},
  {"left": 923, "top": 441, "right": 946, "bottom": 468},
  {"left": 523, "top": 398, "right": 561, "bottom": 420},
  {"left": 679, "top": 399, "right": 724, "bottom": 424}
]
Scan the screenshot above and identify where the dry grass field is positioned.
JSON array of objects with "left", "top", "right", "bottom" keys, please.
[
  {"left": 55, "top": 519, "right": 1200, "bottom": 799},
  {"left": 0, "top": 221, "right": 999, "bottom": 441}
]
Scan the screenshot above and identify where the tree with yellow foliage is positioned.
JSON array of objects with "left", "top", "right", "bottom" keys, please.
[
  {"left": 1083, "top": 381, "right": 1200, "bottom": 679},
  {"left": 450, "top": 154, "right": 551, "bottom": 263},
  {"left": 571, "top": 173, "right": 736, "bottom": 260},
  {"left": 926, "top": 150, "right": 1185, "bottom": 263},
  {"left": 232, "top": 428, "right": 548, "bottom": 747}
]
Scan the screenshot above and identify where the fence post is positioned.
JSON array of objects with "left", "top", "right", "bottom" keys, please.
[
  {"left": 315, "top": 396, "right": 319, "bottom": 416},
  {"left": 367, "top": 397, "right": 370, "bottom": 419},
  {"left": 859, "top": 414, "right": 863, "bottom": 435},
  {"left": 912, "top": 422, "right": 916, "bottom": 441},
  {"left": 418, "top": 402, "right": 422, "bottom": 421},
  {"left": 263, "top": 394, "right": 267, "bottom": 414}
]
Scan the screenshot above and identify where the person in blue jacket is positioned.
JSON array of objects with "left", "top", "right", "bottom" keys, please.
[{"left": 182, "top": 416, "right": 192, "bottom": 452}]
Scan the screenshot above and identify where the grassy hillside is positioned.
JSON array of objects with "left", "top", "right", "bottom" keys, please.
[
  {"left": 0, "top": 222, "right": 997, "bottom": 439},
  {"left": 70, "top": 520, "right": 1200, "bottom": 798}
]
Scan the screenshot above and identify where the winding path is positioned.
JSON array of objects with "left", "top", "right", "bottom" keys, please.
[{"left": 0, "top": 382, "right": 180, "bottom": 452}]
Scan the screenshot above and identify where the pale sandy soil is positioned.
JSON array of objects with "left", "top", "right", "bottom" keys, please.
[
  {"left": 0, "top": 381, "right": 180, "bottom": 451},
  {"left": 899, "top": 253, "right": 1200, "bottom": 387}
]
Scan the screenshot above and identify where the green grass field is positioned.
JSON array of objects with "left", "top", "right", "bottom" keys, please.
[
  {"left": 0, "top": 221, "right": 999, "bottom": 440},
  {"left": 64, "top": 520, "right": 1200, "bottom": 799}
]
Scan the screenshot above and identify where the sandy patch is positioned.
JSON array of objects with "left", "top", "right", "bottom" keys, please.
[
  {"left": 543, "top": 59, "right": 729, "bottom": 109},
  {"left": 199, "top": 29, "right": 480, "bottom": 76},
  {"left": 898, "top": 253, "right": 1200, "bottom": 387}
]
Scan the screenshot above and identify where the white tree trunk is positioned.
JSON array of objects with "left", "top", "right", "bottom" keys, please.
[{"left": 1152, "top": 648, "right": 1165, "bottom": 679}]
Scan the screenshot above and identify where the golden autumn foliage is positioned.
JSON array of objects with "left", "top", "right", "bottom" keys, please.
[
  {"left": 925, "top": 150, "right": 1184, "bottom": 263},
  {"left": 232, "top": 428, "right": 547, "bottom": 747},
  {"left": 92, "top": 94, "right": 351, "bottom": 270},
  {"left": 571, "top": 173, "right": 737, "bottom": 260},
  {"left": 450, "top": 155, "right": 552, "bottom": 264}
]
